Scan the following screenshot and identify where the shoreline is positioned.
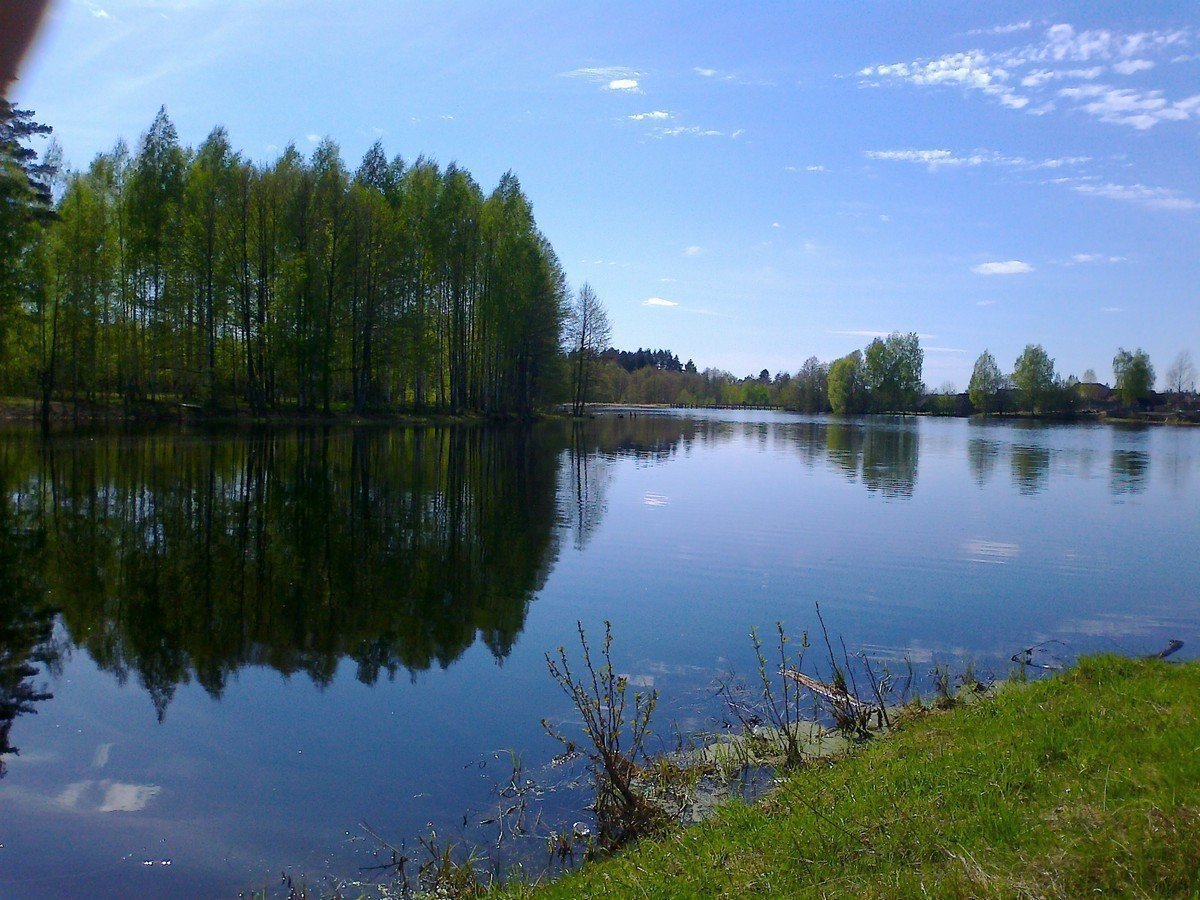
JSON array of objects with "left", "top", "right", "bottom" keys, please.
[
  {"left": 4, "top": 396, "right": 1196, "bottom": 429},
  {"left": 505, "top": 654, "right": 1200, "bottom": 897}
]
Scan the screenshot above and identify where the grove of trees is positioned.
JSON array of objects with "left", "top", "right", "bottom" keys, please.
[{"left": 1, "top": 105, "right": 569, "bottom": 419}]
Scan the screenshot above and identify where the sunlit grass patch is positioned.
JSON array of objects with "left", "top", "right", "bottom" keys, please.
[{"left": 508, "top": 655, "right": 1200, "bottom": 898}]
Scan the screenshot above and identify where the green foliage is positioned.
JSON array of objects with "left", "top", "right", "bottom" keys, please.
[
  {"left": 863, "top": 331, "right": 923, "bottom": 412},
  {"left": 827, "top": 350, "right": 866, "bottom": 414},
  {"left": 968, "top": 349, "right": 1002, "bottom": 414},
  {"left": 513, "top": 656, "right": 1200, "bottom": 898},
  {"left": 0, "top": 102, "right": 55, "bottom": 383},
  {"left": 1112, "top": 347, "right": 1155, "bottom": 406},
  {"left": 1012, "top": 344, "right": 1056, "bottom": 413},
  {"left": 3, "top": 109, "right": 567, "bottom": 417}
]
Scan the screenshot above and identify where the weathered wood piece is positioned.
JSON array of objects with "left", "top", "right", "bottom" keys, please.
[{"left": 781, "top": 669, "right": 871, "bottom": 712}]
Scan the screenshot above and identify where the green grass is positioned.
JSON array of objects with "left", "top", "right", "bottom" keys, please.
[{"left": 506, "top": 656, "right": 1200, "bottom": 898}]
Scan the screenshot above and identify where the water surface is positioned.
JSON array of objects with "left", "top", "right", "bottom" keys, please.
[{"left": 1, "top": 411, "right": 1197, "bottom": 897}]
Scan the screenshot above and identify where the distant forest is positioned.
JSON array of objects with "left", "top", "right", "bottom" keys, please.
[
  {"left": 1, "top": 104, "right": 566, "bottom": 417},
  {"left": 596, "top": 338, "right": 1198, "bottom": 418}
]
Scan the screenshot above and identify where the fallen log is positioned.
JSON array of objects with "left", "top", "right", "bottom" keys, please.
[{"left": 781, "top": 669, "right": 871, "bottom": 712}]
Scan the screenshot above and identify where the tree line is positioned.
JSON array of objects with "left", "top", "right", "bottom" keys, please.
[
  {"left": 593, "top": 335, "right": 1196, "bottom": 418},
  {"left": 965, "top": 345, "right": 1197, "bottom": 416},
  {"left": 590, "top": 332, "right": 925, "bottom": 413},
  {"left": 1, "top": 103, "right": 568, "bottom": 419}
]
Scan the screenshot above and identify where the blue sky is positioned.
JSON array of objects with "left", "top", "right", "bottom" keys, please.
[{"left": 13, "top": 1, "right": 1200, "bottom": 388}]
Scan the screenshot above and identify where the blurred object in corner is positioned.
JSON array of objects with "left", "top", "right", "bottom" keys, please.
[{"left": 1, "top": 0, "right": 52, "bottom": 96}]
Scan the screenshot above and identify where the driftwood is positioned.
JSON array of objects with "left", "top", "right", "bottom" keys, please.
[
  {"left": 781, "top": 669, "right": 871, "bottom": 712},
  {"left": 1146, "top": 639, "right": 1184, "bottom": 660},
  {"left": 1011, "top": 640, "right": 1067, "bottom": 671}
]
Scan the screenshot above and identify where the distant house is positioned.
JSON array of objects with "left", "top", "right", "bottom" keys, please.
[{"left": 1077, "top": 382, "right": 1113, "bottom": 405}]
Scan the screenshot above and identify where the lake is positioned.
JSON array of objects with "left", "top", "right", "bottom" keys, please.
[{"left": 1, "top": 410, "right": 1197, "bottom": 898}]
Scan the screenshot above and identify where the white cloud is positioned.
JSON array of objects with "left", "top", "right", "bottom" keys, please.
[
  {"left": 1058, "top": 83, "right": 1199, "bottom": 128},
  {"left": 1101, "top": 306, "right": 1124, "bottom": 313},
  {"left": 972, "top": 260, "right": 1034, "bottom": 275},
  {"left": 1070, "top": 252, "right": 1125, "bottom": 264},
  {"left": 1032, "top": 24, "right": 1188, "bottom": 64},
  {"left": 730, "top": 128, "right": 745, "bottom": 139},
  {"left": 1113, "top": 58, "right": 1156, "bottom": 75},
  {"left": 305, "top": 133, "right": 320, "bottom": 143},
  {"left": 805, "top": 164, "right": 827, "bottom": 172},
  {"left": 563, "top": 66, "right": 644, "bottom": 92},
  {"left": 867, "top": 148, "right": 953, "bottom": 165},
  {"left": 564, "top": 66, "right": 640, "bottom": 83},
  {"left": 91, "top": 8, "right": 112, "bottom": 18},
  {"left": 771, "top": 222, "right": 781, "bottom": 228},
  {"left": 865, "top": 148, "right": 1089, "bottom": 172},
  {"left": 653, "top": 126, "right": 725, "bottom": 138},
  {"left": 1073, "top": 181, "right": 1199, "bottom": 210},
  {"left": 858, "top": 49, "right": 1029, "bottom": 110},
  {"left": 684, "top": 246, "right": 703, "bottom": 256},
  {"left": 1020, "top": 66, "right": 1102, "bottom": 88},
  {"left": 858, "top": 24, "right": 1195, "bottom": 127},
  {"left": 968, "top": 21, "right": 1033, "bottom": 36},
  {"left": 694, "top": 67, "right": 717, "bottom": 77},
  {"left": 628, "top": 110, "right": 671, "bottom": 121},
  {"left": 643, "top": 297, "right": 679, "bottom": 307},
  {"left": 976, "top": 300, "right": 996, "bottom": 306}
]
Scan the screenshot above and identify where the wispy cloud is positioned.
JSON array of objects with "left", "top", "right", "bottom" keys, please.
[
  {"left": 1069, "top": 252, "right": 1126, "bottom": 264},
  {"left": 564, "top": 65, "right": 640, "bottom": 82},
  {"left": 1101, "top": 306, "right": 1124, "bottom": 313},
  {"left": 1112, "top": 58, "right": 1156, "bottom": 74},
  {"left": 1057, "top": 83, "right": 1200, "bottom": 129},
  {"left": 1072, "top": 181, "right": 1199, "bottom": 210},
  {"left": 652, "top": 125, "right": 726, "bottom": 138},
  {"left": 857, "top": 23, "right": 1195, "bottom": 127},
  {"left": 627, "top": 110, "right": 671, "bottom": 121},
  {"left": 858, "top": 50, "right": 1030, "bottom": 110},
  {"left": 563, "top": 66, "right": 643, "bottom": 92},
  {"left": 865, "top": 148, "right": 1089, "bottom": 172},
  {"left": 972, "top": 260, "right": 1034, "bottom": 275},
  {"left": 684, "top": 246, "right": 703, "bottom": 256},
  {"left": 968, "top": 21, "right": 1033, "bottom": 37},
  {"left": 1020, "top": 66, "right": 1102, "bottom": 88},
  {"left": 91, "top": 7, "right": 112, "bottom": 19},
  {"left": 643, "top": 297, "right": 679, "bottom": 307}
]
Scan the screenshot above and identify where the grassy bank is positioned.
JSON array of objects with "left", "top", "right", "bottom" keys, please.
[{"left": 508, "top": 655, "right": 1200, "bottom": 898}]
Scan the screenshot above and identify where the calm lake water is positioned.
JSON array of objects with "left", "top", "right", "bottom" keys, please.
[{"left": 1, "top": 410, "right": 1197, "bottom": 898}]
